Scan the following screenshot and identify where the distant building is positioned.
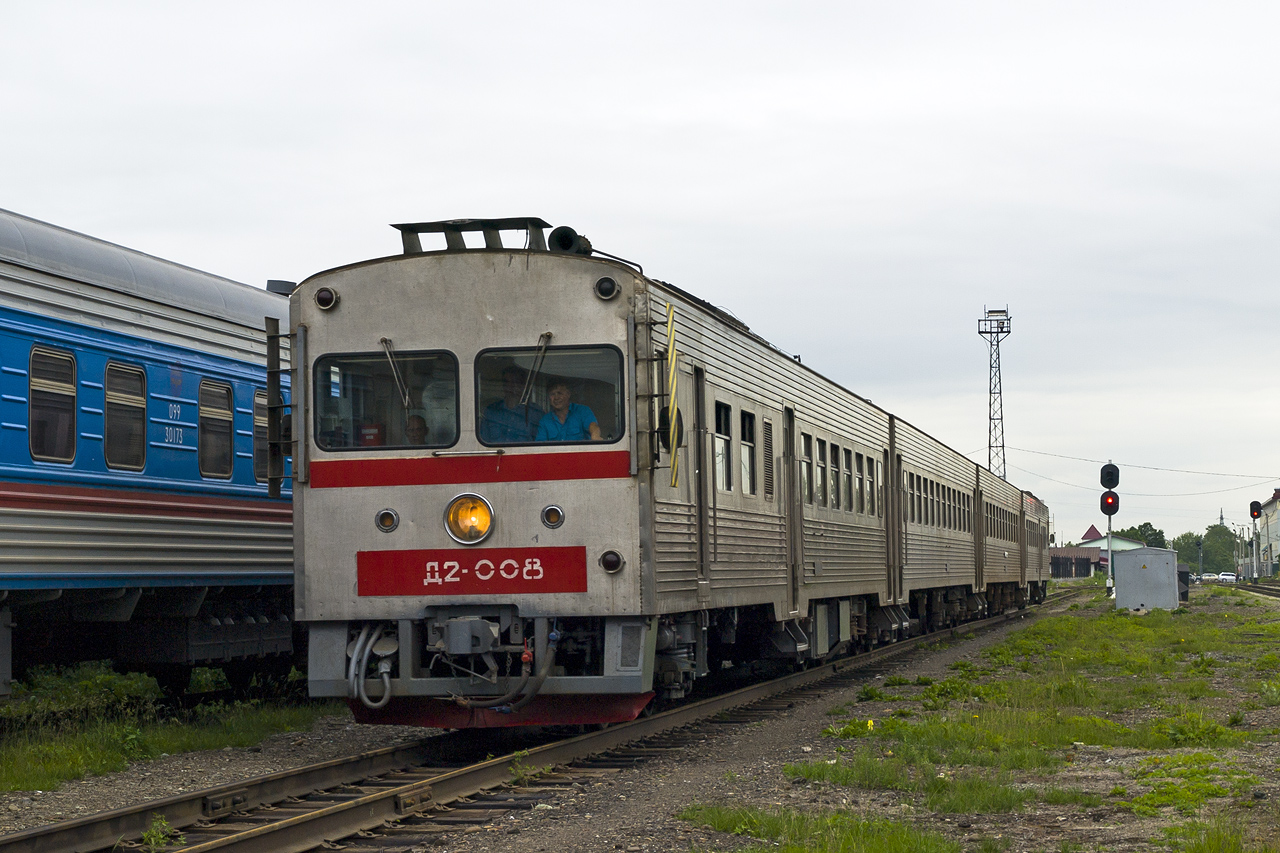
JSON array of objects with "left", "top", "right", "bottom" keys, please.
[
  {"left": 1075, "top": 524, "right": 1144, "bottom": 570},
  {"left": 1049, "top": 546, "right": 1101, "bottom": 578},
  {"left": 1256, "top": 489, "right": 1280, "bottom": 576}
]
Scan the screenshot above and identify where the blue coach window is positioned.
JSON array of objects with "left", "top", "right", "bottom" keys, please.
[
  {"left": 475, "top": 346, "right": 623, "bottom": 446},
  {"left": 104, "top": 364, "right": 146, "bottom": 471},
  {"left": 199, "top": 381, "right": 234, "bottom": 478},
  {"left": 314, "top": 351, "right": 458, "bottom": 450},
  {"left": 29, "top": 348, "right": 76, "bottom": 463}
]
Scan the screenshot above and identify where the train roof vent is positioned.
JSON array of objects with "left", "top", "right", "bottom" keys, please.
[{"left": 391, "top": 217, "right": 552, "bottom": 255}]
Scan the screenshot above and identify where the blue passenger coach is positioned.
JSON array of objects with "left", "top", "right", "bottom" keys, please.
[{"left": 0, "top": 209, "right": 291, "bottom": 695}]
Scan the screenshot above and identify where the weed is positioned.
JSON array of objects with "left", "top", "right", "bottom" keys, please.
[
  {"left": 509, "top": 749, "right": 549, "bottom": 786},
  {"left": 678, "top": 804, "right": 961, "bottom": 852},
  {"left": 140, "top": 813, "right": 184, "bottom": 852},
  {"left": 1260, "top": 680, "right": 1280, "bottom": 707},
  {"left": 883, "top": 675, "right": 912, "bottom": 687}
]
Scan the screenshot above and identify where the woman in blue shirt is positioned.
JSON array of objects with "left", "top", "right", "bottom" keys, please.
[{"left": 536, "top": 381, "right": 602, "bottom": 442}]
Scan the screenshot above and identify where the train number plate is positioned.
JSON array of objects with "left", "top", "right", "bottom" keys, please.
[{"left": 356, "top": 546, "right": 588, "bottom": 596}]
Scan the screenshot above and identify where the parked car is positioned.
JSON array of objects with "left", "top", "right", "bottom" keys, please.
[
  {"left": 1201, "top": 573, "right": 1219, "bottom": 582},
  {"left": 1219, "top": 572, "right": 1237, "bottom": 583}
]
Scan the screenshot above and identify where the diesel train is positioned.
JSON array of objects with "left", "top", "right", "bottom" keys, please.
[
  {"left": 277, "top": 217, "right": 1050, "bottom": 728},
  {"left": 0, "top": 208, "right": 292, "bottom": 696}
]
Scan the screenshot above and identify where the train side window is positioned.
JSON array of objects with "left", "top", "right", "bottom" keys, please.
[
  {"left": 801, "top": 433, "right": 813, "bottom": 504},
  {"left": 855, "top": 453, "right": 865, "bottom": 514},
  {"left": 30, "top": 348, "right": 76, "bottom": 463},
  {"left": 740, "top": 411, "right": 757, "bottom": 496},
  {"left": 842, "top": 448, "right": 853, "bottom": 512},
  {"left": 875, "top": 459, "right": 883, "bottom": 517},
  {"left": 198, "top": 381, "right": 234, "bottom": 478},
  {"left": 762, "top": 419, "right": 774, "bottom": 500},
  {"left": 907, "top": 472, "right": 916, "bottom": 523},
  {"left": 829, "top": 443, "right": 840, "bottom": 509},
  {"left": 253, "top": 389, "right": 269, "bottom": 483},
  {"left": 714, "top": 402, "right": 732, "bottom": 491},
  {"left": 815, "top": 439, "right": 827, "bottom": 506},
  {"left": 104, "top": 363, "right": 146, "bottom": 471}
]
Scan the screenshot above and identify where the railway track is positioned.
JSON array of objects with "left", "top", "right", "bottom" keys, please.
[{"left": 3, "top": 591, "right": 1082, "bottom": 853}]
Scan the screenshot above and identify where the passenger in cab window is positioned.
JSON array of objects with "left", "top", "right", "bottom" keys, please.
[
  {"left": 480, "top": 366, "right": 543, "bottom": 443},
  {"left": 537, "top": 380, "right": 601, "bottom": 442}
]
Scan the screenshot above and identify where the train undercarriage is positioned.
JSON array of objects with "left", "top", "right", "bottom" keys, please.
[{"left": 327, "top": 580, "right": 1047, "bottom": 728}]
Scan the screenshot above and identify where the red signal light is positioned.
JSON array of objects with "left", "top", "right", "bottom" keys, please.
[{"left": 1101, "top": 490, "right": 1119, "bottom": 516}]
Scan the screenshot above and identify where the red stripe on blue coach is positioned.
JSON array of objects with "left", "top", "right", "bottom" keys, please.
[{"left": 309, "top": 449, "right": 632, "bottom": 489}]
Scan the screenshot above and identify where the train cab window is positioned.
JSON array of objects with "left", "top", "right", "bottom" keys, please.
[
  {"left": 740, "top": 411, "right": 757, "bottom": 496},
  {"left": 800, "top": 433, "right": 813, "bottom": 504},
  {"left": 475, "top": 346, "right": 622, "bottom": 445},
  {"left": 198, "top": 381, "right": 234, "bottom": 478},
  {"left": 252, "top": 390, "right": 269, "bottom": 482},
  {"left": 829, "top": 443, "right": 840, "bottom": 509},
  {"left": 842, "top": 448, "right": 853, "bottom": 512},
  {"left": 815, "top": 439, "right": 827, "bottom": 506},
  {"left": 714, "top": 402, "right": 732, "bottom": 491},
  {"left": 104, "top": 363, "right": 146, "bottom": 471},
  {"left": 29, "top": 348, "right": 76, "bottom": 463},
  {"left": 315, "top": 351, "right": 458, "bottom": 450}
]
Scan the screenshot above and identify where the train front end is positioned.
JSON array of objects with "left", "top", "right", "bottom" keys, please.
[{"left": 293, "top": 220, "right": 651, "bottom": 728}]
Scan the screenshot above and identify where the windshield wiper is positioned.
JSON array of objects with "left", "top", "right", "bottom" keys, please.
[
  {"left": 380, "top": 337, "right": 413, "bottom": 410},
  {"left": 520, "top": 331, "right": 553, "bottom": 406}
]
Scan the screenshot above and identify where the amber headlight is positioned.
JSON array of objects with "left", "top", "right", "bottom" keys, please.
[{"left": 444, "top": 494, "right": 494, "bottom": 545}]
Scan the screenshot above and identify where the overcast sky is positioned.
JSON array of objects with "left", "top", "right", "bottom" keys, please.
[{"left": 5, "top": 2, "right": 1278, "bottom": 545}]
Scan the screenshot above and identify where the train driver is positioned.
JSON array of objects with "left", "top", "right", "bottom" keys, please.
[
  {"left": 480, "top": 366, "right": 544, "bottom": 443},
  {"left": 404, "top": 414, "right": 428, "bottom": 445},
  {"left": 536, "top": 380, "right": 601, "bottom": 442}
]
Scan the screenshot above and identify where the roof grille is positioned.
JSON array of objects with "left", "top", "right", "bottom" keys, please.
[{"left": 391, "top": 217, "right": 552, "bottom": 255}]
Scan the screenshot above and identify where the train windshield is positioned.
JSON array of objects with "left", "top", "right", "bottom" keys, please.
[
  {"left": 313, "top": 350, "right": 458, "bottom": 450},
  {"left": 475, "top": 346, "right": 624, "bottom": 445}
]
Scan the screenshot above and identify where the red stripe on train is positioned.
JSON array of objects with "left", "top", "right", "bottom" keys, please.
[{"left": 309, "top": 450, "right": 631, "bottom": 489}]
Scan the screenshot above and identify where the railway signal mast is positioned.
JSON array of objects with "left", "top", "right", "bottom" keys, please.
[
  {"left": 978, "top": 307, "right": 1012, "bottom": 479},
  {"left": 1250, "top": 500, "right": 1262, "bottom": 582},
  {"left": 1101, "top": 463, "right": 1120, "bottom": 594}
]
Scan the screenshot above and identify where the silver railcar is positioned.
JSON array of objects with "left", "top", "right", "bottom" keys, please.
[{"left": 285, "top": 218, "right": 1048, "bottom": 727}]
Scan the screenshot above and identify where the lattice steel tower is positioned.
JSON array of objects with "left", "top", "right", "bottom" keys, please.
[{"left": 978, "top": 307, "right": 1012, "bottom": 479}]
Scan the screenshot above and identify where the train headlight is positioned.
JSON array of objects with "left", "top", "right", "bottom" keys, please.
[
  {"left": 444, "top": 494, "right": 494, "bottom": 545},
  {"left": 541, "top": 505, "right": 565, "bottom": 529},
  {"left": 599, "top": 550, "right": 625, "bottom": 573}
]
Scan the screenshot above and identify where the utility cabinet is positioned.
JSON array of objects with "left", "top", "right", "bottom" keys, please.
[{"left": 1114, "top": 547, "right": 1180, "bottom": 611}]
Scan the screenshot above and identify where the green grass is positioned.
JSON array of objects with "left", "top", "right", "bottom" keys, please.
[
  {"left": 679, "top": 804, "right": 961, "bottom": 852},
  {"left": 0, "top": 700, "right": 345, "bottom": 791},
  {"left": 0, "top": 661, "right": 344, "bottom": 791}
]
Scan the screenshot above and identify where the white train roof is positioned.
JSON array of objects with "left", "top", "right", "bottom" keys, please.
[{"left": 0, "top": 207, "right": 285, "bottom": 326}]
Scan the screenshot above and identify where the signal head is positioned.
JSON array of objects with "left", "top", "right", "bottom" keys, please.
[
  {"left": 1250, "top": 500, "right": 1262, "bottom": 520},
  {"left": 1101, "top": 490, "right": 1119, "bottom": 516},
  {"left": 1100, "top": 463, "right": 1120, "bottom": 490}
]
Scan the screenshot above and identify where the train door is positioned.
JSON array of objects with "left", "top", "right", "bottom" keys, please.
[
  {"left": 783, "top": 406, "right": 801, "bottom": 617},
  {"left": 893, "top": 451, "right": 905, "bottom": 603},
  {"left": 973, "top": 467, "right": 985, "bottom": 592},
  {"left": 693, "top": 366, "right": 710, "bottom": 604},
  {"left": 1019, "top": 503, "right": 1028, "bottom": 586}
]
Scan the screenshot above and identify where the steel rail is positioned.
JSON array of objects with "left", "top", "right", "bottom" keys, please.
[{"left": 6, "top": 592, "right": 1077, "bottom": 853}]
